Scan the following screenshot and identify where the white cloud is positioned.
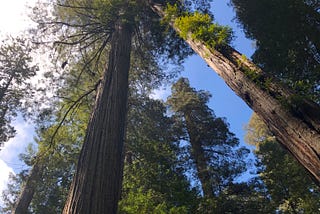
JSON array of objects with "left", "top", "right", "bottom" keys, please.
[
  {"left": 0, "top": 119, "right": 34, "bottom": 165},
  {"left": 0, "top": 119, "right": 34, "bottom": 207},
  {"left": 0, "top": 160, "right": 14, "bottom": 206},
  {"left": 0, "top": 0, "right": 38, "bottom": 207},
  {"left": 0, "top": 0, "right": 38, "bottom": 36},
  {"left": 150, "top": 87, "right": 171, "bottom": 101}
]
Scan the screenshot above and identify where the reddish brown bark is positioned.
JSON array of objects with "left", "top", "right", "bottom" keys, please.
[
  {"left": 149, "top": 2, "right": 320, "bottom": 185},
  {"left": 63, "top": 20, "right": 133, "bottom": 213}
]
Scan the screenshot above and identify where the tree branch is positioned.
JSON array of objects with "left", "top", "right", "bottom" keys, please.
[{"left": 48, "top": 79, "right": 102, "bottom": 150}]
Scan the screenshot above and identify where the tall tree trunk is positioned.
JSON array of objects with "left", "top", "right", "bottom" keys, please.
[
  {"left": 185, "top": 113, "right": 214, "bottom": 198},
  {"left": 63, "top": 19, "right": 133, "bottom": 213},
  {"left": 149, "top": 2, "right": 320, "bottom": 185},
  {"left": 12, "top": 163, "right": 43, "bottom": 214}
]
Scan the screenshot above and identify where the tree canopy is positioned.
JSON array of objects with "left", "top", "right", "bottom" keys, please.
[
  {"left": 1, "top": 0, "right": 320, "bottom": 213},
  {"left": 168, "top": 78, "right": 249, "bottom": 196},
  {"left": 245, "top": 113, "right": 320, "bottom": 213},
  {"left": 231, "top": 0, "right": 320, "bottom": 102},
  {"left": 0, "top": 37, "right": 38, "bottom": 144}
]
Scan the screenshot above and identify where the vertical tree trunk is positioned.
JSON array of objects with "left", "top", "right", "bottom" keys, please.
[
  {"left": 63, "top": 20, "right": 133, "bottom": 213},
  {"left": 185, "top": 113, "right": 214, "bottom": 198},
  {"left": 149, "top": 2, "right": 320, "bottom": 185},
  {"left": 12, "top": 163, "right": 43, "bottom": 214}
]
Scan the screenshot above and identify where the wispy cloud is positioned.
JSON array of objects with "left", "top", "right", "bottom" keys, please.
[
  {"left": 150, "top": 87, "right": 171, "bottom": 101},
  {"left": 0, "top": 0, "right": 38, "bottom": 206},
  {"left": 0, "top": 119, "right": 35, "bottom": 206},
  {"left": 0, "top": 160, "right": 14, "bottom": 206},
  {"left": 0, "top": 119, "right": 35, "bottom": 168},
  {"left": 0, "top": 0, "right": 38, "bottom": 37}
]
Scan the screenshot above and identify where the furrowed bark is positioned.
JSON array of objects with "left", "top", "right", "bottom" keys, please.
[
  {"left": 63, "top": 20, "right": 132, "bottom": 213},
  {"left": 149, "top": 2, "right": 320, "bottom": 185}
]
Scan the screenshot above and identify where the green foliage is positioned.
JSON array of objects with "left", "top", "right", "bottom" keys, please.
[
  {"left": 235, "top": 55, "right": 274, "bottom": 94},
  {"left": 163, "top": 4, "right": 233, "bottom": 49},
  {"left": 5, "top": 1, "right": 309, "bottom": 212},
  {"left": 161, "top": 3, "right": 180, "bottom": 26},
  {"left": 168, "top": 78, "right": 249, "bottom": 196},
  {"left": 242, "top": 68, "right": 263, "bottom": 85},
  {"left": 1, "top": 172, "right": 29, "bottom": 213},
  {"left": 56, "top": 0, "right": 127, "bottom": 27},
  {"left": 119, "top": 188, "right": 166, "bottom": 213},
  {"left": 0, "top": 41, "right": 100, "bottom": 212},
  {"left": 119, "top": 188, "right": 189, "bottom": 214},
  {"left": 2, "top": 88, "right": 199, "bottom": 213},
  {"left": 0, "top": 36, "right": 38, "bottom": 144},
  {"left": 2, "top": 103, "right": 90, "bottom": 213},
  {"left": 39, "top": 0, "right": 193, "bottom": 75},
  {"left": 167, "top": 77, "right": 211, "bottom": 113},
  {"left": 176, "top": 12, "right": 232, "bottom": 49},
  {"left": 236, "top": 58, "right": 282, "bottom": 100},
  {"left": 196, "top": 189, "right": 273, "bottom": 214},
  {"left": 120, "top": 95, "right": 199, "bottom": 213},
  {"left": 238, "top": 58, "right": 315, "bottom": 116},
  {"left": 1, "top": 4, "right": 192, "bottom": 207},
  {"left": 244, "top": 114, "right": 273, "bottom": 148},
  {"left": 257, "top": 141, "right": 320, "bottom": 213},
  {"left": 231, "top": 0, "right": 320, "bottom": 102},
  {"left": 245, "top": 113, "right": 320, "bottom": 213}
]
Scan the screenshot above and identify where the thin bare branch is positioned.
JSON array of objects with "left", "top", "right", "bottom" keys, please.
[
  {"left": 75, "top": 36, "right": 110, "bottom": 85},
  {"left": 48, "top": 79, "right": 102, "bottom": 150}
]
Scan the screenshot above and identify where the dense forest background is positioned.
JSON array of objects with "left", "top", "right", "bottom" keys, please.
[{"left": 0, "top": 0, "right": 319, "bottom": 213}]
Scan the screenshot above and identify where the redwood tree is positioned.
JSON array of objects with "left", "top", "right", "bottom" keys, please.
[
  {"left": 19, "top": 0, "right": 319, "bottom": 213},
  {"left": 44, "top": 0, "right": 193, "bottom": 213},
  {"left": 149, "top": 2, "right": 320, "bottom": 185},
  {"left": 231, "top": 0, "right": 320, "bottom": 102},
  {"left": 62, "top": 19, "right": 133, "bottom": 213},
  {"left": 245, "top": 114, "right": 320, "bottom": 212}
]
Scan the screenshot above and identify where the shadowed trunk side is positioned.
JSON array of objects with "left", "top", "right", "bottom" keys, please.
[
  {"left": 149, "top": 2, "right": 320, "bottom": 185},
  {"left": 63, "top": 20, "right": 133, "bottom": 213}
]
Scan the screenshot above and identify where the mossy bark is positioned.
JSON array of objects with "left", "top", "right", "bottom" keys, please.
[{"left": 150, "top": 2, "right": 320, "bottom": 186}]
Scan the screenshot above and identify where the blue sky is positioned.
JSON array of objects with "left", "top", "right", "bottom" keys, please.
[
  {"left": 185, "top": 0, "right": 255, "bottom": 146},
  {"left": 153, "top": 1, "right": 255, "bottom": 151},
  {"left": 0, "top": 0, "right": 38, "bottom": 205},
  {"left": 162, "top": 0, "right": 256, "bottom": 179},
  {"left": 0, "top": 0, "right": 257, "bottom": 205},
  {"left": 149, "top": 1, "right": 256, "bottom": 181}
]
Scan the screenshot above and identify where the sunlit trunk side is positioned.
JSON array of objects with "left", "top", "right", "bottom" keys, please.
[
  {"left": 12, "top": 163, "right": 43, "bottom": 214},
  {"left": 63, "top": 20, "right": 133, "bottom": 213},
  {"left": 149, "top": 2, "right": 320, "bottom": 186}
]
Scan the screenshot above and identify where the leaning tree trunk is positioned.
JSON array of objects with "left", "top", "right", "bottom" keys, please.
[
  {"left": 12, "top": 162, "right": 43, "bottom": 214},
  {"left": 63, "top": 20, "right": 133, "bottom": 213},
  {"left": 149, "top": 2, "right": 320, "bottom": 185}
]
